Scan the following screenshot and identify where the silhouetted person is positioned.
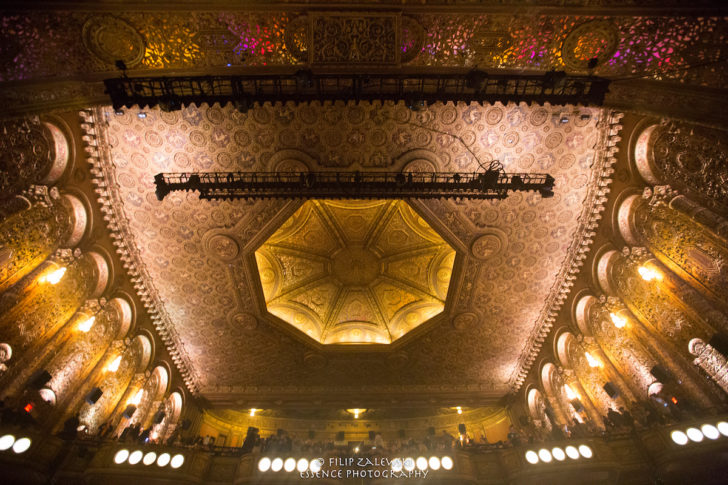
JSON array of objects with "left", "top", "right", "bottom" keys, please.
[{"left": 60, "top": 413, "right": 80, "bottom": 440}]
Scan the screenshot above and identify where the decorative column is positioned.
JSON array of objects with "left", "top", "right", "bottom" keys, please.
[
  {"left": 0, "top": 250, "right": 108, "bottom": 366},
  {"left": 0, "top": 186, "right": 86, "bottom": 293},
  {"left": 620, "top": 186, "right": 728, "bottom": 313},
  {"left": 0, "top": 299, "right": 101, "bottom": 399},
  {"left": 689, "top": 339, "right": 728, "bottom": 393},
  {"left": 540, "top": 363, "right": 571, "bottom": 428},
  {"left": 561, "top": 368, "right": 603, "bottom": 427},
  {"left": 44, "top": 298, "right": 132, "bottom": 411},
  {"left": 587, "top": 296, "right": 660, "bottom": 399},
  {"left": 77, "top": 335, "right": 150, "bottom": 433},
  {"left": 609, "top": 247, "right": 725, "bottom": 405}
]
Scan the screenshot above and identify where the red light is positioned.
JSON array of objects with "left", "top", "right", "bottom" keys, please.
[
  {"left": 671, "top": 397, "right": 678, "bottom": 404},
  {"left": 24, "top": 403, "right": 34, "bottom": 413}
]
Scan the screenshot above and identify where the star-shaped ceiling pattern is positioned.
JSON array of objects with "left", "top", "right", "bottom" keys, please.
[{"left": 256, "top": 199, "right": 456, "bottom": 345}]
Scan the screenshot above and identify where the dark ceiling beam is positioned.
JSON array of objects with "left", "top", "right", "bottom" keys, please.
[
  {"left": 153, "top": 171, "right": 556, "bottom": 202},
  {"left": 104, "top": 70, "right": 610, "bottom": 111}
]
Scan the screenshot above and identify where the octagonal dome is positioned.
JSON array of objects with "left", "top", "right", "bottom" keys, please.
[{"left": 255, "top": 200, "right": 456, "bottom": 344}]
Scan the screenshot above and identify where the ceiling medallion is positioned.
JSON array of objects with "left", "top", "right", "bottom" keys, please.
[
  {"left": 204, "top": 232, "right": 240, "bottom": 261},
  {"left": 471, "top": 229, "right": 507, "bottom": 260},
  {"left": 81, "top": 15, "right": 146, "bottom": 67},
  {"left": 255, "top": 199, "right": 456, "bottom": 345},
  {"left": 230, "top": 312, "right": 258, "bottom": 331},
  {"left": 453, "top": 312, "right": 479, "bottom": 331}
]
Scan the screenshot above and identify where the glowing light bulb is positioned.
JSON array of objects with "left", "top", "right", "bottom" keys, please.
[
  {"left": 78, "top": 316, "right": 95, "bottom": 333},
  {"left": 585, "top": 352, "right": 601, "bottom": 368},
  {"left": 638, "top": 265, "right": 662, "bottom": 282},
  {"left": 456, "top": 406, "right": 462, "bottom": 415},
  {"left": 564, "top": 384, "right": 579, "bottom": 400},
  {"left": 610, "top": 312, "right": 627, "bottom": 328},
  {"left": 354, "top": 409, "right": 360, "bottom": 419},
  {"left": 250, "top": 408, "right": 256, "bottom": 417},
  {"left": 41, "top": 267, "right": 66, "bottom": 285},
  {"left": 129, "top": 389, "right": 144, "bottom": 406},
  {"left": 107, "top": 355, "right": 122, "bottom": 372}
]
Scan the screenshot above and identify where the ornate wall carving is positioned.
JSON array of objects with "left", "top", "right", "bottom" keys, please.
[
  {"left": 0, "top": 186, "right": 75, "bottom": 293},
  {"left": 0, "top": 251, "right": 100, "bottom": 360},
  {"left": 0, "top": 119, "right": 58, "bottom": 198},
  {"left": 625, "top": 187, "right": 728, "bottom": 310},
  {"left": 633, "top": 122, "right": 728, "bottom": 213},
  {"left": 689, "top": 338, "right": 728, "bottom": 394},
  {"left": 81, "top": 100, "right": 618, "bottom": 402}
]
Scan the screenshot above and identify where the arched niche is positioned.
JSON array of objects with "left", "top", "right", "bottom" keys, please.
[
  {"left": 574, "top": 294, "right": 597, "bottom": 337},
  {"left": 60, "top": 193, "right": 89, "bottom": 248},
  {"left": 134, "top": 334, "right": 153, "bottom": 372},
  {"left": 556, "top": 332, "right": 576, "bottom": 369},
  {"left": 595, "top": 249, "right": 620, "bottom": 296},
  {"left": 615, "top": 191, "right": 642, "bottom": 246},
  {"left": 86, "top": 251, "right": 110, "bottom": 299},
  {"left": 39, "top": 117, "right": 73, "bottom": 185},
  {"left": 108, "top": 294, "right": 135, "bottom": 339},
  {"left": 541, "top": 362, "right": 563, "bottom": 398},
  {"left": 631, "top": 123, "right": 661, "bottom": 185},
  {"left": 149, "top": 365, "right": 170, "bottom": 402}
]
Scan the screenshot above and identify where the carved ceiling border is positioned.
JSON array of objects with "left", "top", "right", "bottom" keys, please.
[
  {"left": 507, "top": 109, "right": 623, "bottom": 393},
  {"left": 80, "top": 107, "right": 201, "bottom": 395}
]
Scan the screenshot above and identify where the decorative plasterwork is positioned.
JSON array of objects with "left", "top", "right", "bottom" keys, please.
[
  {"left": 256, "top": 199, "right": 456, "bottom": 345},
  {"left": 81, "top": 101, "right": 618, "bottom": 403}
]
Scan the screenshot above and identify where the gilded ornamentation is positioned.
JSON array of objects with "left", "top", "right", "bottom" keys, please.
[
  {"left": 689, "top": 338, "right": 728, "bottom": 394},
  {"left": 634, "top": 122, "right": 728, "bottom": 212},
  {"left": 83, "top": 100, "right": 618, "bottom": 402},
  {"left": 81, "top": 15, "right": 146, "bottom": 67},
  {"left": 560, "top": 21, "right": 619, "bottom": 71},
  {"left": 452, "top": 312, "right": 478, "bottom": 331},
  {"left": 471, "top": 231, "right": 506, "bottom": 261},
  {"left": 257, "top": 200, "right": 456, "bottom": 344},
  {"left": 625, "top": 187, "right": 728, "bottom": 310},
  {"left": 312, "top": 14, "right": 395, "bottom": 65},
  {"left": 0, "top": 185, "right": 74, "bottom": 293},
  {"left": 0, "top": 118, "right": 55, "bottom": 198}
]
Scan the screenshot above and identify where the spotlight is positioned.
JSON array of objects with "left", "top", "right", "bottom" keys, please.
[
  {"left": 565, "top": 445, "right": 580, "bottom": 459},
  {"left": 128, "top": 450, "right": 143, "bottom": 465},
  {"left": 552, "top": 447, "right": 566, "bottom": 461},
  {"left": 701, "top": 424, "right": 720, "bottom": 440},
  {"left": 137, "top": 112, "right": 147, "bottom": 119},
  {"left": 717, "top": 421, "right": 728, "bottom": 437},
  {"left": 297, "top": 458, "right": 309, "bottom": 473},
  {"left": 578, "top": 444, "right": 593, "bottom": 458},
  {"left": 258, "top": 457, "right": 271, "bottom": 472},
  {"left": 143, "top": 451, "right": 157, "bottom": 465},
  {"left": 404, "top": 457, "right": 415, "bottom": 472},
  {"left": 271, "top": 457, "right": 283, "bottom": 472},
  {"left": 391, "top": 458, "right": 403, "bottom": 472},
  {"left": 309, "top": 458, "right": 323, "bottom": 473},
  {"left": 416, "top": 456, "right": 428, "bottom": 471},
  {"left": 284, "top": 458, "right": 296, "bottom": 472},
  {"left": 671, "top": 430, "right": 688, "bottom": 445},
  {"left": 114, "top": 449, "right": 130, "bottom": 464},
  {"left": 157, "top": 453, "right": 171, "bottom": 467},
  {"left": 525, "top": 450, "right": 539, "bottom": 464},
  {"left": 429, "top": 456, "right": 441, "bottom": 470},
  {"left": 441, "top": 456, "right": 453, "bottom": 470},
  {"left": 11, "top": 437, "right": 30, "bottom": 454},
  {"left": 0, "top": 435, "right": 15, "bottom": 451},
  {"left": 686, "top": 427, "right": 704, "bottom": 442},
  {"left": 538, "top": 448, "right": 553, "bottom": 463},
  {"left": 170, "top": 454, "right": 185, "bottom": 468}
]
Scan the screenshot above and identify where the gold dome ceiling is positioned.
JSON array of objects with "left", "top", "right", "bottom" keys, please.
[{"left": 255, "top": 200, "right": 456, "bottom": 345}]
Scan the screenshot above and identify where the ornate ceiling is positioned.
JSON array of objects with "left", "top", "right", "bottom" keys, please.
[
  {"left": 86, "top": 99, "right": 616, "bottom": 406},
  {"left": 255, "top": 199, "right": 456, "bottom": 345}
]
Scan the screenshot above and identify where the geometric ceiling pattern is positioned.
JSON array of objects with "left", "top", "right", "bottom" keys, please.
[
  {"left": 256, "top": 199, "right": 456, "bottom": 345},
  {"left": 91, "top": 99, "right": 611, "bottom": 405}
]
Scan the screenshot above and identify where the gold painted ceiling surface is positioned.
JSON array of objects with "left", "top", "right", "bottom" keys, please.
[
  {"left": 255, "top": 200, "right": 455, "bottom": 345},
  {"left": 92, "top": 100, "right": 610, "bottom": 404}
]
